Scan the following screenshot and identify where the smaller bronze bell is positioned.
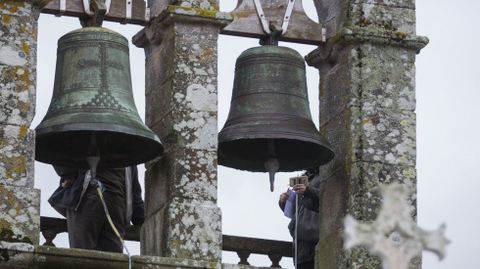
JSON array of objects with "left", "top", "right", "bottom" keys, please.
[
  {"left": 35, "top": 27, "right": 163, "bottom": 169},
  {"left": 218, "top": 45, "right": 334, "bottom": 191}
]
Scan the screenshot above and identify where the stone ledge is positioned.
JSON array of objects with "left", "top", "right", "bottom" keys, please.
[
  {"left": 335, "top": 26, "right": 429, "bottom": 51},
  {"left": 0, "top": 243, "right": 273, "bottom": 269},
  {"left": 306, "top": 26, "right": 429, "bottom": 67},
  {"left": 133, "top": 5, "right": 231, "bottom": 48}
]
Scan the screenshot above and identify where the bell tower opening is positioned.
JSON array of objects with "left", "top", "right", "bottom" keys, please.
[
  {"left": 33, "top": 13, "right": 147, "bottom": 255},
  {"left": 218, "top": 1, "right": 323, "bottom": 267}
]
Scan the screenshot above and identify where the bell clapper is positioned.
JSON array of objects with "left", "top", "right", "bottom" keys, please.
[
  {"left": 86, "top": 155, "right": 100, "bottom": 181},
  {"left": 85, "top": 154, "right": 132, "bottom": 269},
  {"left": 265, "top": 157, "right": 279, "bottom": 192},
  {"left": 265, "top": 139, "right": 280, "bottom": 192},
  {"left": 86, "top": 133, "right": 101, "bottom": 180}
]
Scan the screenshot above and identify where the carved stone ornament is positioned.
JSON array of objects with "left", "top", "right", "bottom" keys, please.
[{"left": 344, "top": 183, "right": 450, "bottom": 269}]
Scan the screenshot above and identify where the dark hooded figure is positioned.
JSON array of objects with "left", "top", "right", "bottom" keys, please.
[
  {"left": 48, "top": 165, "right": 145, "bottom": 253},
  {"left": 279, "top": 167, "right": 322, "bottom": 269}
]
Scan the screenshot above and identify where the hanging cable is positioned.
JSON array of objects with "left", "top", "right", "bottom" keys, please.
[
  {"left": 92, "top": 179, "right": 132, "bottom": 269},
  {"left": 294, "top": 192, "right": 298, "bottom": 269}
]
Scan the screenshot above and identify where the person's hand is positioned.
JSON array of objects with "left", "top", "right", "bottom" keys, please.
[
  {"left": 279, "top": 192, "right": 289, "bottom": 204},
  {"left": 292, "top": 184, "right": 307, "bottom": 195},
  {"left": 61, "top": 177, "right": 75, "bottom": 188}
]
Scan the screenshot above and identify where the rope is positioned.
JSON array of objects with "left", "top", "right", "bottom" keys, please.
[
  {"left": 94, "top": 182, "right": 132, "bottom": 269},
  {"left": 294, "top": 193, "right": 298, "bottom": 269}
]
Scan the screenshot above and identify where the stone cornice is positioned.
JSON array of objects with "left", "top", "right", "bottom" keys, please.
[
  {"left": 133, "top": 5, "right": 232, "bottom": 48},
  {"left": 306, "top": 26, "right": 429, "bottom": 67}
]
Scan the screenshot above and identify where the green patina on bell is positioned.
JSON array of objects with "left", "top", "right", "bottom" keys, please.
[
  {"left": 35, "top": 27, "right": 163, "bottom": 168},
  {"left": 218, "top": 45, "right": 334, "bottom": 191}
]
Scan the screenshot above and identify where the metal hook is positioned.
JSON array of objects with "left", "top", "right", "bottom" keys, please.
[
  {"left": 83, "top": 0, "right": 111, "bottom": 16},
  {"left": 254, "top": 0, "right": 297, "bottom": 45},
  {"left": 80, "top": 0, "right": 112, "bottom": 27}
]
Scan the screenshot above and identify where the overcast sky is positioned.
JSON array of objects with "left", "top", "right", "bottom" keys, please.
[{"left": 32, "top": 0, "right": 479, "bottom": 268}]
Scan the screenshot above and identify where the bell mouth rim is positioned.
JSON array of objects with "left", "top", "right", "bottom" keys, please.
[
  {"left": 219, "top": 130, "right": 332, "bottom": 146},
  {"left": 35, "top": 123, "right": 163, "bottom": 168},
  {"left": 218, "top": 136, "right": 335, "bottom": 172},
  {"left": 35, "top": 122, "right": 161, "bottom": 143}
]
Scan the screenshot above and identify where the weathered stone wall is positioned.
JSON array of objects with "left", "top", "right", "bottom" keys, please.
[
  {"left": 0, "top": 0, "right": 40, "bottom": 245},
  {"left": 147, "top": 0, "right": 221, "bottom": 19},
  {"left": 308, "top": 0, "right": 427, "bottom": 268},
  {"left": 134, "top": 1, "right": 229, "bottom": 262}
]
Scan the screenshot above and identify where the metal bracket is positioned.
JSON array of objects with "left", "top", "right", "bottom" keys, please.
[
  {"left": 122, "top": 0, "right": 133, "bottom": 23},
  {"left": 81, "top": 0, "right": 111, "bottom": 27},
  {"left": 55, "top": 0, "right": 66, "bottom": 16},
  {"left": 145, "top": 7, "right": 150, "bottom": 21},
  {"left": 83, "top": 0, "right": 93, "bottom": 15},
  {"left": 254, "top": 0, "right": 296, "bottom": 36},
  {"left": 83, "top": 0, "right": 111, "bottom": 16},
  {"left": 40, "top": 0, "right": 149, "bottom": 26},
  {"left": 223, "top": 0, "right": 325, "bottom": 45},
  {"left": 281, "top": 0, "right": 295, "bottom": 35},
  {"left": 253, "top": 0, "right": 271, "bottom": 34}
]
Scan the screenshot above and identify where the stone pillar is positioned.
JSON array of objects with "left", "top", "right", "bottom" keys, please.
[
  {"left": 306, "top": 0, "right": 428, "bottom": 268},
  {"left": 0, "top": 1, "right": 40, "bottom": 245},
  {"left": 133, "top": 1, "right": 230, "bottom": 262}
]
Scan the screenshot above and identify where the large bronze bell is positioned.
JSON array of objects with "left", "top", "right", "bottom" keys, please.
[
  {"left": 35, "top": 27, "right": 163, "bottom": 168},
  {"left": 218, "top": 45, "right": 334, "bottom": 191}
]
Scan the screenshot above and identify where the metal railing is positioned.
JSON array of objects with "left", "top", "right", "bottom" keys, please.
[{"left": 40, "top": 216, "right": 293, "bottom": 267}]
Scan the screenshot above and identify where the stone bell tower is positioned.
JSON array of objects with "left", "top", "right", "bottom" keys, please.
[
  {"left": 306, "top": 0, "right": 428, "bottom": 268},
  {"left": 133, "top": 0, "right": 229, "bottom": 260},
  {"left": 0, "top": 0, "right": 428, "bottom": 268}
]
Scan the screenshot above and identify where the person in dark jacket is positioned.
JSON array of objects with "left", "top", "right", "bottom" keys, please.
[
  {"left": 279, "top": 168, "right": 322, "bottom": 269},
  {"left": 48, "top": 165, "right": 145, "bottom": 253}
]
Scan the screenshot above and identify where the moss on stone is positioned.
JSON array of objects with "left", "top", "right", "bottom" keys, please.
[
  {"left": 0, "top": 228, "right": 32, "bottom": 244},
  {"left": 199, "top": 47, "right": 214, "bottom": 65},
  {"left": 21, "top": 42, "right": 30, "bottom": 57},
  {"left": 394, "top": 31, "right": 408, "bottom": 40},
  {"left": 1, "top": 14, "right": 11, "bottom": 24},
  {"left": 18, "top": 101, "right": 30, "bottom": 116},
  {"left": 211, "top": 3, "right": 219, "bottom": 11},
  {"left": 348, "top": 247, "right": 382, "bottom": 268},
  {"left": 0, "top": 185, "right": 22, "bottom": 212},
  {"left": 168, "top": 5, "right": 220, "bottom": 19},
  {"left": 19, "top": 68, "right": 31, "bottom": 89},
  {"left": 327, "top": 30, "right": 345, "bottom": 46},
  {"left": 0, "top": 218, "right": 33, "bottom": 245},
  {"left": 18, "top": 125, "right": 28, "bottom": 139},
  {"left": 2, "top": 67, "right": 18, "bottom": 80},
  {"left": 10, "top": 155, "right": 27, "bottom": 175},
  {"left": 8, "top": 4, "right": 18, "bottom": 13},
  {"left": 317, "top": 231, "right": 341, "bottom": 268},
  {"left": 0, "top": 219, "right": 11, "bottom": 232}
]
